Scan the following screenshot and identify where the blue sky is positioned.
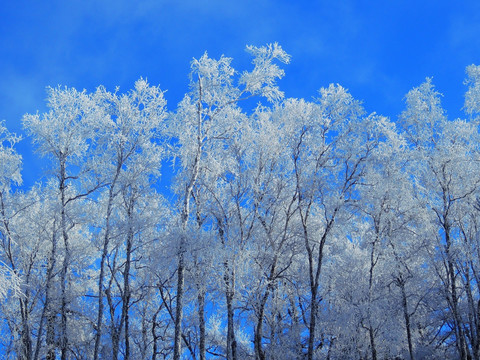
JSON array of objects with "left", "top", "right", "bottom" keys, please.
[{"left": 1, "top": 0, "right": 480, "bottom": 186}]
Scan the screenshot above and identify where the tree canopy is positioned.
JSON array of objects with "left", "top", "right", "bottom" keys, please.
[{"left": 1, "top": 44, "right": 480, "bottom": 360}]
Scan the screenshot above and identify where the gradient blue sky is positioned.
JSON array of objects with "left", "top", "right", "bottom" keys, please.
[{"left": 1, "top": 0, "right": 480, "bottom": 186}]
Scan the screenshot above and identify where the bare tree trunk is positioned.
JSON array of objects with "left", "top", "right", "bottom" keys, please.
[
  {"left": 173, "top": 70, "right": 209, "bottom": 360},
  {"left": 35, "top": 223, "right": 58, "bottom": 360},
  {"left": 225, "top": 271, "right": 237, "bottom": 360},
  {"left": 123, "top": 221, "right": 133, "bottom": 360},
  {"left": 462, "top": 264, "right": 479, "bottom": 360},
  {"left": 296, "top": 160, "right": 337, "bottom": 360},
  {"left": 307, "top": 287, "right": 319, "bottom": 360},
  {"left": 105, "top": 248, "right": 123, "bottom": 360},
  {"left": 174, "top": 159, "right": 199, "bottom": 360},
  {"left": 399, "top": 278, "right": 414, "bottom": 360},
  {"left": 46, "top": 311, "right": 56, "bottom": 360},
  {"left": 254, "top": 257, "right": 278, "bottom": 360},
  {"left": 159, "top": 281, "right": 197, "bottom": 360},
  {"left": 60, "top": 242, "right": 70, "bottom": 360},
  {"left": 198, "top": 290, "right": 206, "bottom": 360},
  {"left": 254, "top": 290, "right": 270, "bottom": 360},
  {"left": 217, "top": 219, "right": 237, "bottom": 360},
  {"left": 139, "top": 311, "right": 147, "bottom": 360},
  {"left": 94, "top": 167, "right": 121, "bottom": 360},
  {"left": 151, "top": 306, "right": 162, "bottom": 360},
  {"left": 59, "top": 158, "right": 70, "bottom": 360},
  {"left": 93, "top": 236, "right": 108, "bottom": 360},
  {"left": 110, "top": 324, "right": 121, "bottom": 360},
  {"left": 445, "top": 225, "right": 468, "bottom": 360},
  {"left": 106, "top": 280, "right": 122, "bottom": 360},
  {"left": 174, "top": 153, "right": 200, "bottom": 360},
  {"left": 368, "top": 326, "right": 377, "bottom": 360},
  {"left": 173, "top": 249, "right": 185, "bottom": 360},
  {"left": 304, "top": 216, "right": 334, "bottom": 360},
  {"left": 367, "top": 238, "right": 378, "bottom": 360},
  {"left": 19, "top": 296, "right": 32, "bottom": 360}
]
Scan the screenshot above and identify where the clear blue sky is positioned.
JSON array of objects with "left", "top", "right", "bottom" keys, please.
[{"left": 1, "top": 0, "right": 480, "bottom": 186}]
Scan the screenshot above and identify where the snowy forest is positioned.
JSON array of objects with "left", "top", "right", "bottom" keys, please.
[{"left": 2, "top": 43, "right": 480, "bottom": 360}]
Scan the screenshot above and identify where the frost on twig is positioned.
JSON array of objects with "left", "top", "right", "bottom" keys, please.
[{"left": 0, "top": 261, "right": 21, "bottom": 299}]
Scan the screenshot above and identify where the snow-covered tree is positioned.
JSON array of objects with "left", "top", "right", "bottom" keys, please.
[
  {"left": 2, "top": 45, "right": 480, "bottom": 360},
  {"left": 166, "top": 43, "right": 289, "bottom": 360}
]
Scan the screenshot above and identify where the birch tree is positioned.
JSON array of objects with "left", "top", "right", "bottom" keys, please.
[
  {"left": 400, "top": 78, "right": 480, "bottom": 359},
  {"left": 167, "top": 43, "right": 290, "bottom": 360},
  {"left": 288, "top": 85, "right": 380, "bottom": 359},
  {"left": 90, "top": 79, "right": 166, "bottom": 360},
  {"left": 23, "top": 86, "right": 105, "bottom": 360}
]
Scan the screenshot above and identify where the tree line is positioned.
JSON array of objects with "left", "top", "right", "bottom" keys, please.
[{"left": 1, "top": 43, "right": 480, "bottom": 359}]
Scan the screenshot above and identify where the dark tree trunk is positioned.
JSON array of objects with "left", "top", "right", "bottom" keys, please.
[
  {"left": 123, "top": 227, "right": 133, "bottom": 360},
  {"left": 367, "top": 238, "right": 378, "bottom": 360},
  {"left": 59, "top": 158, "right": 70, "bottom": 360},
  {"left": 198, "top": 290, "right": 206, "bottom": 360},
  {"left": 94, "top": 167, "right": 121, "bottom": 360},
  {"left": 254, "top": 258, "right": 278, "bottom": 360},
  {"left": 36, "top": 224, "right": 58, "bottom": 360},
  {"left": 398, "top": 279, "right": 414, "bottom": 360},
  {"left": 445, "top": 225, "right": 468, "bottom": 360},
  {"left": 173, "top": 250, "right": 185, "bottom": 360},
  {"left": 254, "top": 290, "right": 269, "bottom": 360},
  {"left": 226, "top": 277, "right": 237, "bottom": 360}
]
